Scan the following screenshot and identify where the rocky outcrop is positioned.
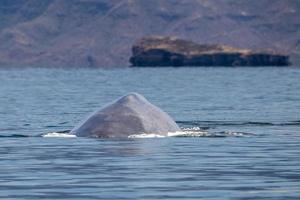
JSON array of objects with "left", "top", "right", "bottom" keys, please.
[{"left": 130, "top": 37, "right": 291, "bottom": 67}]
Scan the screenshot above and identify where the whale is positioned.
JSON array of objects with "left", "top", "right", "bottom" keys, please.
[{"left": 70, "top": 93, "right": 181, "bottom": 138}]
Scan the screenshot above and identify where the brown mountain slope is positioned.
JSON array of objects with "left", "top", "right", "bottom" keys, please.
[{"left": 0, "top": 0, "right": 299, "bottom": 67}]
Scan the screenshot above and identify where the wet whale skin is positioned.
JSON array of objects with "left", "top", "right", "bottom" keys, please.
[{"left": 70, "top": 93, "right": 181, "bottom": 138}]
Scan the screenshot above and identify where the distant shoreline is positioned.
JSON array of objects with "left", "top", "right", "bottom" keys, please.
[{"left": 130, "top": 37, "right": 291, "bottom": 67}]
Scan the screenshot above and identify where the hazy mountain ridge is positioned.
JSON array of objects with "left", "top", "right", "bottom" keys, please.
[{"left": 0, "top": 0, "right": 299, "bottom": 67}]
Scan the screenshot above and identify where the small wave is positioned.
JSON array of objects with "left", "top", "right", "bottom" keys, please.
[
  {"left": 128, "top": 133, "right": 166, "bottom": 138},
  {"left": 168, "top": 129, "right": 211, "bottom": 137},
  {"left": 173, "top": 129, "right": 254, "bottom": 138},
  {"left": 0, "top": 127, "right": 254, "bottom": 138},
  {"left": 177, "top": 120, "right": 300, "bottom": 127},
  {"left": 128, "top": 128, "right": 254, "bottom": 138},
  {"left": 214, "top": 131, "right": 256, "bottom": 137},
  {"left": 0, "top": 131, "right": 253, "bottom": 139},
  {"left": 42, "top": 132, "right": 77, "bottom": 138},
  {"left": 0, "top": 134, "right": 30, "bottom": 138}
]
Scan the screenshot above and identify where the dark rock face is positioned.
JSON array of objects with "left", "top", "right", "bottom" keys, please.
[
  {"left": 130, "top": 37, "right": 290, "bottom": 67},
  {"left": 0, "top": 0, "right": 299, "bottom": 67}
]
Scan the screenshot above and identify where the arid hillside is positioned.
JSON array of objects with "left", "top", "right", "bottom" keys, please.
[{"left": 0, "top": 0, "right": 299, "bottom": 67}]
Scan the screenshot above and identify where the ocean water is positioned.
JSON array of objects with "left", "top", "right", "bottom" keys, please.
[{"left": 0, "top": 67, "right": 299, "bottom": 199}]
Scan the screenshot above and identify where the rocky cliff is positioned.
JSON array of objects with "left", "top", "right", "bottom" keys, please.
[
  {"left": 130, "top": 37, "right": 290, "bottom": 67},
  {"left": 0, "top": 0, "right": 299, "bottom": 67}
]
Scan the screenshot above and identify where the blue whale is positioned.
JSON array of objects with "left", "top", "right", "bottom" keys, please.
[{"left": 70, "top": 93, "right": 181, "bottom": 138}]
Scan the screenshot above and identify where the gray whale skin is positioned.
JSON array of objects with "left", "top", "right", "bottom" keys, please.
[{"left": 70, "top": 93, "right": 181, "bottom": 138}]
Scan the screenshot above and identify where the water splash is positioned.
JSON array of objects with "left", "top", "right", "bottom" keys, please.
[
  {"left": 1, "top": 125, "right": 256, "bottom": 138},
  {"left": 128, "top": 127, "right": 255, "bottom": 138},
  {"left": 128, "top": 133, "right": 166, "bottom": 138},
  {"left": 42, "top": 132, "right": 77, "bottom": 138}
]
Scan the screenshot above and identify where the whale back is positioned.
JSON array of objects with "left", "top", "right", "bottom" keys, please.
[{"left": 70, "top": 93, "right": 181, "bottom": 138}]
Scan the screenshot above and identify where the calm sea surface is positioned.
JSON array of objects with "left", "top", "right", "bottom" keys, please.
[{"left": 0, "top": 67, "right": 299, "bottom": 199}]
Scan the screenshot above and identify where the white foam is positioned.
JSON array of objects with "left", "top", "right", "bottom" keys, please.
[
  {"left": 43, "top": 128, "right": 253, "bottom": 139},
  {"left": 182, "top": 127, "right": 202, "bottom": 131},
  {"left": 128, "top": 133, "right": 166, "bottom": 138},
  {"left": 226, "top": 131, "right": 246, "bottom": 137},
  {"left": 128, "top": 130, "right": 209, "bottom": 138},
  {"left": 168, "top": 130, "right": 211, "bottom": 137},
  {"left": 42, "top": 132, "right": 77, "bottom": 138}
]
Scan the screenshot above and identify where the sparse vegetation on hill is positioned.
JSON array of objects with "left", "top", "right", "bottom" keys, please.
[{"left": 0, "top": 0, "right": 299, "bottom": 67}]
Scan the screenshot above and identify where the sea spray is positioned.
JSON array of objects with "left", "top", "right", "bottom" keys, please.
[{"left": 42, "top": 132, "right": 77, "bottom": 138}]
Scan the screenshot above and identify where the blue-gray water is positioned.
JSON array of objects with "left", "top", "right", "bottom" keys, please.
[{"left": 0, "top": 67, "right": 299, "bottom": 199}]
